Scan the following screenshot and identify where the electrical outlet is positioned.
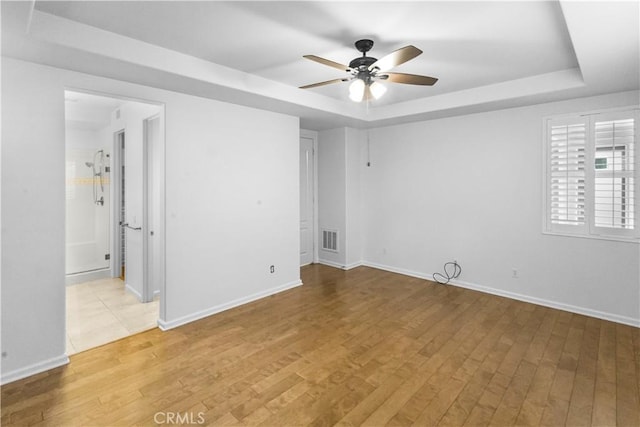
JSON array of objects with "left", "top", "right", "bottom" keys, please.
[
  {"left": 512, "top": 268, "right": 519, "bottom": 278},
  {"left": 270, "top": 265, "right": 275, "bottom": 274}
]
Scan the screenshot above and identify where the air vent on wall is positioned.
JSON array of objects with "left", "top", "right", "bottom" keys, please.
[{"left": 322, "top": 229, "right": 338, "bottom": 252}]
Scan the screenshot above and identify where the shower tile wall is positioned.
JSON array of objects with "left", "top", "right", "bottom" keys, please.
[{"left": 65, "top": 127, "right": 111, "bottom": 275}]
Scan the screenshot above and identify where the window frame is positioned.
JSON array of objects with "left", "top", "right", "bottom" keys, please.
[{"left": 543, "top": 107, "right": 640, "bottom": 243}]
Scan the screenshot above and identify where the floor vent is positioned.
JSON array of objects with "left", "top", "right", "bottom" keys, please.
[{"left": 322, "top": 229, "right": 338, "bottom": 252}]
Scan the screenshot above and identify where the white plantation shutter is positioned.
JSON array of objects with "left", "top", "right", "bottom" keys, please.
[
  {"left": 593, "top": 115, "right": 635, "bottom": 234},
  {"left": 544, "top": 109, "right": 638, "bottom": 240},
  {"left": 547, "top": 118, "right": 587, "bottom": 232}
]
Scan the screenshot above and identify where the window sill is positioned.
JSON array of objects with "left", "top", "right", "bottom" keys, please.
[{"left": 542, "top": 230, "right": 640, "bottom": 244}]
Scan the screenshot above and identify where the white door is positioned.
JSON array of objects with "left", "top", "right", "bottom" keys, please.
[
  {"left": 122, "top": 126, "right": 144, "bottom": 300},
  {"left": 300, "top": 136, "right": 314, "bottom": 265},
  {"left": 143, "top": 114, "right": 163, "bottom": 303}
]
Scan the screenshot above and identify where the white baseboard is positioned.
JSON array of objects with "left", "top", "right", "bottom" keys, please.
[
  {"left": 126, "top": 285, "right": 160, "bottom": 302},
  {"left": 317, "top": 259, "right": 362, "bottom": 270},
  {"left": 65, "top": 268, "right": 111, "bottom": 286},
  {"left": 1, "top": 354, "right": 69, "bottom": 385},
  {"left": 343, "top": 262, "right": 364, "bottom": 270},
  {"left": 157, "top": 279, "right": 303, "bottom": 331},
  {"left": 449, "top": 278, "right": 640, "bottom": 328},
  {"left": 125, "top": 283, "right": 143, "bottom": 302},
  {"left": 363, "top": 261, "right": 432, "bottom": 280},
  {"left": 362, "top": 261, "right": 640, "bottom": 328},
  {"left": 316, "top": 259, "right": 345, "bottom": 269}
]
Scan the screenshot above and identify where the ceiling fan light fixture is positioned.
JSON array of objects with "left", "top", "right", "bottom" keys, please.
[
  {"left": 349, "top": 79, "right": 365, "bottom": 102},
  {"left": 302, "top": 39, "right": 437, "bottom": 102},
  {"left": 369, "top": 81, "right": 387, "bottom": 100}
]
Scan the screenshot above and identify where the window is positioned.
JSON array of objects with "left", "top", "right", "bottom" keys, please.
[{"left": 544, "top": 109, "right": 639, "bottom": 240}]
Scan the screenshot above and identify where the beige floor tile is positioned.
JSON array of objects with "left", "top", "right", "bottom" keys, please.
[
  {"left": 69, "top": 323, "right": 131, "bottom": 353},
  {"left": 66, "top": 277, "right": 158, "bottom": 355},
  {"left": 98, "top": 293, "right": 141, "bottom": 308},
  {"left": 67, "top": 310, "right": 122, "bottom": 335},
  {"left": 66, "top": 300, "right": 108, "bottom": 317}
]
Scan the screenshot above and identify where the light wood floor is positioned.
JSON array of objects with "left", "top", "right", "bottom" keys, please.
[{"left": 2, "top": 265, "right": 639, "bottom": 426}]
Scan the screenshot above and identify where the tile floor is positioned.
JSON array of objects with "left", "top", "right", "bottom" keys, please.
[{"left": 66, "top": 277, "right": 159, "bottom": 355}]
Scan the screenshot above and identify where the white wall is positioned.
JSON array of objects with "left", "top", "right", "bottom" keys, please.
[
  {"left": 1, "top": 57, "right": 300, "bottom": 383},
  {"left": 2, "top": 58, "right": 68, "bottom": 379},
  {"left": 317, "top": 127, "right": 366, "bottom": 268},
  {"left": 163, "top": 91, "right": 300, "bottom": 326},
  {"left": 345, "top": 127, "right": 364, "bottom": 268},
  {"left": 361, "top": 91, "right": 640, "bottom": 325},
  {"left": 317, "top": 128, "right": 347, "bottom": 266}
]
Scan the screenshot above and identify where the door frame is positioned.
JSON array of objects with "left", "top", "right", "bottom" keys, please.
[
  {"left": 111, "top": 129, "right": 126, "bottom": 280},
  {"left": 64, "top": 87, "right": 167, "bottom": 347},
  {"left": 300, "top": 129, "right": 319, "bottom": 265},
  {"left": 142, "top": 113, "right": 165, "bottom": 304}
]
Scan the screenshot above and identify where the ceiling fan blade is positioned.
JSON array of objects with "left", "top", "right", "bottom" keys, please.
[
  {"left": 369, "top": 45, "right": 422, "bottom": 72},
  {"left": 303, "top": 55, "right": 351, "bottom": 72},
  {"left": 382, "top": 72, "right": 438, "bottom": 86},
  {"left": 299, "top": 78, "right": 348, "bottom": 89}
]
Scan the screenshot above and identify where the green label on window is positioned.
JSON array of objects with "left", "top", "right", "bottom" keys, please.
[{"left": 595, "top": 158, "right": 607, "bottom": 169}]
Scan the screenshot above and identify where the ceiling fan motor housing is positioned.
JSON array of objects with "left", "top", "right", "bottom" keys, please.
[
  {"left": 350, "top": 39, "right": 377, "bottom": 72},
  {"left": 349, "top": 56, "right": 377, "bottom": 71},
  {"left": 354, "top": 39, "right": 374, "bottom": 53},
  {"left": 350, "top": 39, "right": 381, "bottom": 85}
]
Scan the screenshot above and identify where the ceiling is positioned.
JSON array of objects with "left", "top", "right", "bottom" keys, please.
[
  {"left": 65, "top": 90, "right": 124, "bottom": 131},
  {"left": 2, "top": 1, "right": 639, "bottom": 130}
]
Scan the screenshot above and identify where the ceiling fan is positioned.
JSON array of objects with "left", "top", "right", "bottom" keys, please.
[{"left": 300, "top": 39, "right": 438, "bottom": 102}]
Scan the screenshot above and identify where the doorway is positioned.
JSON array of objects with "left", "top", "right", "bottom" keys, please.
[{"left": 64, "top": 90, "right": 164, "bottom": 354}]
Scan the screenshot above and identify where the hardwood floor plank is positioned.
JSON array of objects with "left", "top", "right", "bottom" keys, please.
[
  {"left": 464, "top": 304, "right": 546, "bottom": 426},
  {"left": 1, "top": 265, "right": 638, "bottom": 427},
  {"left": 385, "top": 294, "right": 514, "bottom": 425},
  {"left": 442, "top": 300, "right": 537, "bottom": 426},
  {"left": 231, "top": 373, "right": 304, "bottom": 421},
  {"left": 592, "top": 321, "right": 617, "bottom": 426},
  {"left": 565, "top": 316, "right": 601, "bottom": 426},
  {"left": 412, "top": 302, "right": 518, "bottom": 426},
  {"left": 515, "top": 311, "right": 573, "bottom": 425},
  {"left": 489, "top": 307, "right": 558, "bottom": 426},
  {"left": 538, "top": 314, "right": 585, "bottom": 427},
  {"left": 615, "top": 324, "right": 640, "bottom": 426}
]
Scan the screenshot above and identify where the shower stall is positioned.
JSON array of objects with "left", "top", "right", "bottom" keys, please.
[{"left": 66, "top": 146, "right": 111, "bottom": 281}]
